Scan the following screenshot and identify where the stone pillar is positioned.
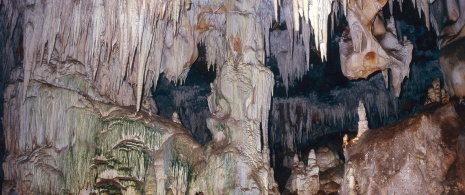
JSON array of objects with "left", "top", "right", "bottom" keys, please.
[{"left": 194, "top": 0, "right": 278, "bottom": 194}]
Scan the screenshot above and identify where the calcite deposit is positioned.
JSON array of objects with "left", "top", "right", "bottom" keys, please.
[{"left": 1, "top": 0, "right": 465, "bottom": 194}]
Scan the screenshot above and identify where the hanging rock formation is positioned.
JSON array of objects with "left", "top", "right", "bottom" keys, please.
[{"left": 339, "top": 0, "right": 413, "bottom": 97}]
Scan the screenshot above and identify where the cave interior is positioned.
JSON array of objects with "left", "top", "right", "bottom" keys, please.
[{"left": 0, "top": 0, "right": 465, "bottom": 194}]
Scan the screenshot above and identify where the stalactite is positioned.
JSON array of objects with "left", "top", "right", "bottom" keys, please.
[
  {"left": 5, "top": 0, "right": 198, "bottom": 112},
  {"left": 271, "top": 29, "right": 309, "bottom": 94},
  {"left": 271, "top": 0, "right": 335, "bottom": 91},
  {"left": 412, "top": 0, "right": 431, "bottom": 30},
  {"left": 270, "top": 75, "right": 395, "bottom": 153},
  {"left": 293, "top": 0, "right": 300, "bottom": 31}
]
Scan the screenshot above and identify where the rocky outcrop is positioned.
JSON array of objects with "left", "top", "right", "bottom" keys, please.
[{"left": 341, "top": 103, "right": 465, "bottom": 194}]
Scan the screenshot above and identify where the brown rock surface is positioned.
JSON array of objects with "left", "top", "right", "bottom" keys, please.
[
  {"left": 341, "top": 103, "right": 465, "bottom": 194},
  {"left": 319, "top": 164, "right": 344, "bottom": 195}
]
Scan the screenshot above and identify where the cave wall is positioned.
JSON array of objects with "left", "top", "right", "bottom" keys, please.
[{"left": 0, "top": 0, "right": 279, "bottom": 193}]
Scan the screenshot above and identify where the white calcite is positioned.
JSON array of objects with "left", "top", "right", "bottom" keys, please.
[{"left": 355, "top": 100, "right": 368, "bottom": 140}]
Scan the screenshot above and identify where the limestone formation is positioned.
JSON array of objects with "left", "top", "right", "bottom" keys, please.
[
  {"left": 1, "top": 0, "right": 465, "bottom": 194},
  {"left": 339, "top": 2, "right": 413, "bottom": 97},
  {"left": 355, "top": 100, "right": 368, "bottom": 140},
  {"left": 1, "top": 0, "right": 278, "bottom": 193},
  {"left": 319, "top": 163, "right": 344, "bottom": 194},
  {"left": 424, "top": 77, "right": 451, "bottom": 105},
  {"left": 172, "top": 112, "right": 181, "bottom": 124},
  {"left": 284, "top": 150, "right": 319, "bottom": 195},
  {"left": 316, "top": 147, "right": 340, "bottom": 173}
]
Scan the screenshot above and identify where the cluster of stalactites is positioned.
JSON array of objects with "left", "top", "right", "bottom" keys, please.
[
  {"left": 388, "top": 0, "right": 432, "bottom": 30},
  {"left": 270, "top": 0, "right": 438, "bottom": 96},
  {"left": 273, "top": 0, "right": 336, "bottom": 62},
  {"left": 7, "top": 0, "right": 198, "bottom": 113},
  {"left": 271, "top": 0, "right": 430, "bottom": 62}
]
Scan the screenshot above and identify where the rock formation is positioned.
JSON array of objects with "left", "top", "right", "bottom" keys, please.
[
  {"left": 1, "top": 0, "right": 279, "bottom": 193},
  {"left": 432, "top": 0, "right": 465, "bottom": 102},
  {"left": 284, "top": 150, "right": 319, "bottom": 195},
  {"left": 316, "top": 147, "right": 341, "bottom": 173},
  {"left": 341, "top": 103, "right": 465, "bottom": 194},
  {"left": 355, "top": 100, "right": 368, "bottom": 141},
  {"left": 1, "top": 0, "right": 465, "bottom": 194},
  {"left": 424, "top": 77, "right": 450, "bottom": 105}
]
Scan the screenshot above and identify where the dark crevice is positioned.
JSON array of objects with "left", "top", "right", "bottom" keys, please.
[{"left": 154, "top": 45, "right": 215, "bottom": 145}]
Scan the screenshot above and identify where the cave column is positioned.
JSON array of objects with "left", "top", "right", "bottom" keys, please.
[{"left": 205, "top": 0, "right": 278, "bottom": 193}]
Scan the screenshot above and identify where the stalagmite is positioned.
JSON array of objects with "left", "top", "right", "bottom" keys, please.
[
  {"left": 355, "top": 100, "right": 368, "bottom": 140},
  {"left": 441, "top": 89, "right": 450, "bottom": 104},
  {"left": 172, "top": 112, "right": 181, "bottom": 124},
  {"left": 285, "top": 149, "right": 320, "bottom": 194},
  {"left": 424, "top": 77, "right": 451, "bottom": 105},
  {"left": 433, "top": 77, "right": 441, "bottom": 102},
  {"left": 316, "top": 147, "right": 341, "bottom": 172},
  {"left": 347, "top": 167, "right": 356, "bottom": 195}
]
